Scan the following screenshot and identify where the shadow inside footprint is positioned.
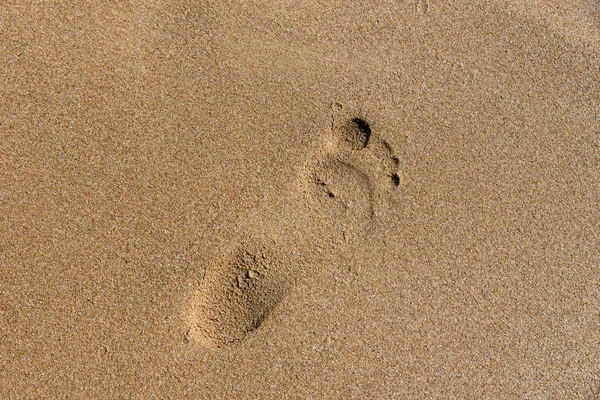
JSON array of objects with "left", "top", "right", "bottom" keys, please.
[{"left": 338, "top": 118, "right": 372, "bottom": 150}]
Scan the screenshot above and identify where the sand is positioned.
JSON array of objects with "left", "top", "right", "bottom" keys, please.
[{"left": 1, "top": 1, "right": 600, "bottom": 398}]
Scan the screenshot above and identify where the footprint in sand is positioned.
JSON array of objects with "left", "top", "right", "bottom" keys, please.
[{"left": 187, "top": 105, "right": 402, "bottom": 348}]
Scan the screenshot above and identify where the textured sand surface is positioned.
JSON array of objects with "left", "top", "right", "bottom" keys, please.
[{"left": 2, "top": 1, "right": 600, "bottom": 398}]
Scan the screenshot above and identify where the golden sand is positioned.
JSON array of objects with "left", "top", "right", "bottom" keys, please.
[{"left": 2, "top": 1, "right": 600, "bottom": 398}]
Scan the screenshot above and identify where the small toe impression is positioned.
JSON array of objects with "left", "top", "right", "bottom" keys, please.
[
  {"left": 391, "top": 172, "right": 400, "bottom": 187},
  {"left": 337, "top": 118, "right": 372, "bottom": 150}
]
